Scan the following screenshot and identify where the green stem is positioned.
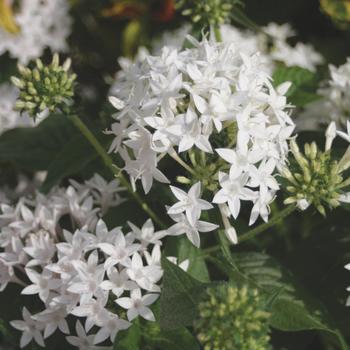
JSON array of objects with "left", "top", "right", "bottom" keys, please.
[
  {"left": 168, "top": 148, "right": 197, "bottom": 176},
  {"left": 335, "top": 330, "right": 349, "bottom": 350},
  {"left": 213, "top": 25, "right": 222, "bottom": 42},
  {"left": 202, "top": 204, "right": 296, "bottom": 255},
  {"left": 68, "top": 114, "right": 166, "bottom": 228},
  {"left": 239, "top": 205, "right": 296, "bottom": 243}
]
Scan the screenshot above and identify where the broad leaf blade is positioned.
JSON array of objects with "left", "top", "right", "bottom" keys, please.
[{"left": 160, "top": 257, "right": 207, "bottom": 330}]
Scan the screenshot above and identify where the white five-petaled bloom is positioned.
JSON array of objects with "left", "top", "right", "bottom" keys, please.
[
  {"left": 32, "top": 306, "right": 69, "bottom": 339},
  {"left": 22, "top": 268, "right": 61, "bottom": 302},
  {"left": 10, "top": 307, "right": 45, "bottom": 348},
  {"left": 213, "top": 171, "right": 256, "bottom": 219},
  {"left": 126, "top": 252, "right": 163, "bottom": 292},
  {"left": 167, "top": 212, "right": 219, "bottom": 248},
  {"left": 66, "top": 321, "right": 100, "bottom": 349},
  {"left": 116, "top": 288, "right": 159, "bottom": 322},
  {"left": 168, "top": 182, "right": 213, "bottom": 226}
]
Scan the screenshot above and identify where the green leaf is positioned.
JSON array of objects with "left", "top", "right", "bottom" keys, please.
[
  {"left": 145, "top": 327, "right": 200, "bottom": 350},
  {"left": 270, "top": 299, "right": 328, "bottom": 332},
  {"left": 114, "top": 321, "right": 141, "bottom": 350},
  {"left": 228, "top": 252, "right": 348, "bottom": 349},
  {"left": 177, "top": 238, "right": 209, "bottom": 282},
  {"left": 159, "top": 257, "right": 207, "bottom": 330},
  {"left": 40, "top": 134, "right": 102, "bottom": 193},
  {"left": 269, "top": 299, "right": 348, "bottom": 349},
  {"left": 272, "top": 65, "right": 322, "bottom": 107},
  {"left": 0, "top": 114, "right": 76, "bottom": 171}
]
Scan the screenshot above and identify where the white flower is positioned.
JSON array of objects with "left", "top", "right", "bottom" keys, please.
[
  {"left": 249, "top": 191, "right": 275, "bottom": 225},
  {"left": 248, "top": 159, "right": 279, "bottom": 195},
  {"left": 100, "top": 267, "right": 136, "bottom": 298},
  {"left": 99, "top": 232, "right": 140, "bottom": 269},
  {"left": 127, "top": 219, "right": 166, "bottom": 249},
  {"left": 93, "top": 313, "right": 130, "bottom": 345},
  {"left": 0, "top": 258, "right": 14, "bottom": 291},
  {"left": 22, "top": 269, "right": 61, "bottom": 302},
  {"left": 176, "top": 112, "right": 213, "bottom": 153},
  {"left": 67, "top": 251, "right": 106, "bottom": 303},
  {"left": 168, "top": 182, "right": 213, "bottom": 226},
  {"left": 126, "top": 252, "right": 163, "bottom": 292},
  {"left": 325, "top": 121, "right": 337, "bottom": 150},
  {"left": 66, "top": 321, "right": 100, "bottom": 350},
  {"left": 71, "top": 295, "right": 109, "bottom": 332},
  {"left": 213, "top": 172, "right": 255, "bottom": 219},
  {"left": 167, "top": 212, "right": 218, "bottom": 248},
  {"left": 23, "top": 230, "right": 56, "bottom": 267},
  {"left": 10, "top": 307, "right": 45, "bottom": 348},
  {"left": 116, "top": 289, "right": 159, "bottom": 322},
  {"left": 32, "top": 306, "right": 69, "bottom": 339}
]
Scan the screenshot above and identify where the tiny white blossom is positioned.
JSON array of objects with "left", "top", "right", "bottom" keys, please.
[
  {"left": 168, "top": 182, "right": 213, "bottom": 226},
  {"left": 116, "top": 288, "right": 159, "bottom": 322}
]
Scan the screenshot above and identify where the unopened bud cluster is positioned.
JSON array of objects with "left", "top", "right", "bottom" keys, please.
[
  {"left": 194, "top": 284, "right": 272, "bottom": 350},
  {"left": 177, "top": 0, "right": 238, "bottom": 27},
  {"left": 282, "top": 139, "right": 350, "bottom": 215},
  {"left": 11, "top": 54, "right": 76, "bottom": 119}
]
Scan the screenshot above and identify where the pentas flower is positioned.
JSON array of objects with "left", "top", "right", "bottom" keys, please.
[
  {"left": 168, "top": 182, "right": 213, "bottom": 226},
  {"left": 107, "top": 34, "right": 295, "bottom": 247},
  {"left": 0, "top": 174, "right": 174, "bottom": 349},
  {"left": 153, "top": 22, "right": 323, "bottom": 73}
]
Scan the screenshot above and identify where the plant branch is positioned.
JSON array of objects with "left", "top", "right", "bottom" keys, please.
[{"left": 239, "top": 204, "right": 296, "bottom": 243}]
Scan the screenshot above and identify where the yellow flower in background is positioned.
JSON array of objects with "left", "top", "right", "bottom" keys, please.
[
  {"left": 0, "top": 0, "right": 20, "bottom": 34},
  {"left": 320, "top": 0, "right": 350, "bottom": 28}
]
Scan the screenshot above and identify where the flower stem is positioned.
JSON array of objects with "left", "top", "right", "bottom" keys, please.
[
  {"left": 168, "top": 148, "right": 197, "bottom": 176},
  {"left": 68, "top": 114, "right": 166, "bottom": 228},
  {"left": 213, "top": 25, "right": 222, "bottom": 42},
  {"left": 202, "top": 204, "right": 296, "bottom": 255},
  {"left": 239, "top": 204, "right": 296, "bottom": 243}
]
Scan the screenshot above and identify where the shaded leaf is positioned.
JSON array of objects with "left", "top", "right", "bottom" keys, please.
[
  {"left": 272, "top": 66, "right": 321, "bottom": 107},
  {"left": 159, "top": 257, "right": 207, "bottom": 330},
  {"left": 0, "top": 114, "right": 76, "bottom": 171},
  {"left": 177, "top": 237, "right": 209, "bottom": 283}
]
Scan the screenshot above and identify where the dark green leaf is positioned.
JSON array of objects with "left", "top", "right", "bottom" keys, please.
[
  {"left": 272, "top": 66, "right": 322, "bottom": 107},
  {"left": 145, "top": 327, "right": 200, "bottom": 350},
  {"left": 0, "top": 114, "right": 76, "bottom": 171},
  {"left": 177, "top": 238, "right": 209, "bottom": 283},
  {"left": 159, "top": 257, "right": 207, "bottom": 330},
  {"left": 114, "top": 321, "right": 141, "bottom": 350},
  {"left": 270, "top": 299, "right": 328, "bottom": 332},
  {"left": 40, "top": 134, "right": 100, "bottom": 192}
]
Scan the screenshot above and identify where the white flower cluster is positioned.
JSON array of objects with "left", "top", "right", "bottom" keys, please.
[
  {"left": 108, "top": 36, "right": 295, "bottom": 246},
  {"left": 0, "top": 0, "right": 71, "bottom": 64},
  {"left": 153, "top": 22, "right": 323, "bottom": 72},
  {"left": 321, "top": 59, "right": 350, "bottom": 125},
  {"left": 299, "top": 58, "right": 350, "bottom": 130},
  {"left": 0, "top": 174, "right": 140, "bottom": 348},
  {"left": 263, "top": 23, "right": 323, "bottom": 72},
  {"left": 0, "top": 83, "right": 35, "bottom": 135}
]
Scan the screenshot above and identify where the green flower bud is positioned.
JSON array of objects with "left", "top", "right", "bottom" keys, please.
[
  {"left": 11, "top": 54, "right": 76, "bottom": 120},
  {"left": 194, "top": 284, "right": 272, "bottom": 350},
  {"left": 282, "top": 137, "right": 350, "bottom": 215},
  {"left": 176, "top": 0, "right": 239, "bottom": 28}
]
